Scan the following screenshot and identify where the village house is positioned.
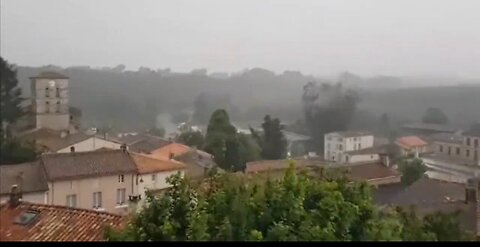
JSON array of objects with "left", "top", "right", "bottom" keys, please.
[
  {"left": 19, "top": 128, "right": 123, "bottom": 153},
  {"left": 374, "top": 177, "right": 480, "bottom": 237},
  {"left": 244, "top": 159, "right": 401, "bottom": 187},
  {"left": 0, "top": 188, "right": 124, "bottom": 241},
  {"left": 130, "top": 153, "right": 185, "bottom": 208},
  {"left": 0, "top": 162, "right": 49, "bottom": 204},
  {"left": 395, "top": 135, "right": 429, "bottom": 158},
  {"left": 39, "top": 149, "right": 138, "bottom": 215},
  {"left": 148, "top": 143, "right": 217, "bottom": 180},
  {"left": 324, "top": 131, "right": 379, "bottom": 164}
]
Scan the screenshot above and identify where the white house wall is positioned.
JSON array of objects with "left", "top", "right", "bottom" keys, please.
[
  {"left": 0, "top": 191, "right": 48, "bottom": 205},
  {"left": 56, "top": 137, "right": 121, "bottom": 153}
]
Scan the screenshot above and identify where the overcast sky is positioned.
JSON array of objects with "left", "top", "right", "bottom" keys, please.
[{"left": 1, "top": 0, "right": 479, "bottom": 77}]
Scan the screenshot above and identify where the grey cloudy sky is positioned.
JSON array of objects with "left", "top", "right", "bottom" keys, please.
[{"left": 1, "top": 0, "right": 479, "bottom": 77}]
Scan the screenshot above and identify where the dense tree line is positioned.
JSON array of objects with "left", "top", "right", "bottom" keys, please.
[
  {"left": 106, "top": 163, "right": 474, "bottom": 241},
  {"left": 0, "top": 57, "right": 37, "bottom": 164},
  {"left": 14, "top": 65, "right": 480, "bottom": 133}
]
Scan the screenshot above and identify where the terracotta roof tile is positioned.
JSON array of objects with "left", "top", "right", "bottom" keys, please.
[
  {"left": 29, "top": 71, "right": 69, "bottom": 79},
  {"left": 0, "top": 202, "right": 123, "bottom": 241},
  {"left": 130, "top": 152, "right": 185, "bottom": 174},
  {"left": 0, "top": 162, "right": 49, "bottom": 196},
  {"left": 40, "top": 150, "right": 137, "bottom": 181},
  {"left": 19, "top": 128, "right": 90, "bottom": 152},
  {"left": 150, "top": 143, "right": 192, "bottom": 159},
  {"left": 395, "top": 136, "right": 428, "bottom": 148}
]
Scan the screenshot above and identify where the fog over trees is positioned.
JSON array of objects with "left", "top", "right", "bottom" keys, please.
[{"left": 13, "top": 65, "right": 480, "bottom": 134}]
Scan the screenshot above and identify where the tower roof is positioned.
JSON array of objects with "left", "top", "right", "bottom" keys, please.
[{"left": 30, "top": 71, "right": 69, "bottom": 79}]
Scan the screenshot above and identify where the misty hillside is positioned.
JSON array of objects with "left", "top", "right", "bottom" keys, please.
[{"left": 15, "top": 65, "right": 480, "bottom": 132}]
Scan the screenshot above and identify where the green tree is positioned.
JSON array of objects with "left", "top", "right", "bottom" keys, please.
[
  {"left": 422, "top": 107, "right": 448, "bottom": 125},
  {"left": 148, "top": 127, "right": 165, "bottom": 138},
  {"left": 204, "top": 109, "right": 241, "bottom": 171},
  {"left": 108, "top": 161, "right": 473, "bottom": 241},
  {"left": 251, "top": 115, "right": 287, "bottom": 160},
  {"left": 0, "top": 57, "right": 24, "bottom": 138},
  {"left": 0, "top": 57, "right": 38, "bottom": 164},
  {"left": 399, "top": 159, "right": 427, "bottom": 186},
  {"left": 237, "top": 133, "right": 261, "bottom": 164},
  {"left": 176, "top": 131, "right": 205, "bottom": 148}
]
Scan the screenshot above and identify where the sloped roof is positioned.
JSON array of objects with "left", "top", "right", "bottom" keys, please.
[
  {"left": 20, "top": 128, "right": 91, "bottom": 152},
  {"left": 428, "top": 132, "right": 464, "bottom": 144},
  {"left": 345, "top": 163, "right": 401, "bottom": 181},
  {"left": 128, "top": 137, "right": 170, "bottom": 153},
  {"left": 0, "top": 202, "right": 123, "bottom": 241},
  {"left": 401, "top": 122, "right": 458, "bottom": 133},
  {"left": 150, "top": 143, "right": 212, "bottom": 160},
  {"left": 329, "top": 130, "right": 372, "bottom": 138},
  {"left": 130, "top": 152, "right": 185, "bottom": 174},
  {"left": 395, "top": 136, "right": 428, "bottom": 148},
  {"left": 464, "top": 122, "right": 480, "bottom": 137},
  {"left": 29, "top": 71, "right": 69, "bottom": 79},
  {"left": 40, "top": 150, "right": 137, "bottom": 181},
  {"left": 0, "top": 162, "right": 49, "bottom": 196}
]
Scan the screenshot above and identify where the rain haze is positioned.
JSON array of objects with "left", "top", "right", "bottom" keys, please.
[
  {"left": 2, "top": 0, "right": 480, "bottom": 77},
  {"left": 1, "top": 1, "right": 480, "bottom": 241}
]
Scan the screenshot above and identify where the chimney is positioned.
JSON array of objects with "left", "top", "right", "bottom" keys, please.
[
  {"left": 70, "top": 146, "right": 75, "bottom": 152},
  {"left": 9, "top": 185, "right": 22, "bottom": 208},
  {"left": 120, "top": 143, "right": 127, "bottom": 153}
]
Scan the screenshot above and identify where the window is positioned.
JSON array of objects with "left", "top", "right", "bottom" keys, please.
[
  {"left": 439, "top": 145, "right": 443, "bottom": 152},
  {"left": 45, "top": 87, "right": 49, "bottom": 97},
  {"left": 56, "top": 88, "right": 60, "bottom": 97},
  {"left": 152, "top": 174, "right": 156, "bottom": 182},
  {"left": 45, "top": 101, "right": 50, "bottom": 113},
  {"left": 353, "top": 137, "right": 357, "bottom": 141},
  {"left": 475, "top": 139, "right": 479, "bottom": 148},
  {"left": 116, "top": 188, "right": 126, "bottom": 205},
  {"left": 466, "top": 138, "right": 471, "bottom": 146},
  {"left": 66, "top": 194, "right": 77, "bottom": 207},
  {"left": 118, "top": 174, "right": 124, "bottom": 183},
  {"left": 56, "top": 101, "right": 60, "bottom": 113},
  {"left": 93, "top": 192, "right": 102, "bottom": 208},
  {"left": 345, "top": 156, "right": 349, "bottom": 162},
  {"left": 466, "top": 149, "right": 470, "bottom": 157},
  {"left": 358, "top": 143, "right": 361, "bottom": 149},
  {"left": 456, "top": 147, "right": 460, "bottom": 155},
  {"left": 448, "top": 146, "right": 451, "bottom": 155},
  {"left": 338, "top": 138, "right": 343, "bottom": 142},
  {"left": 338, "top": 144, "right": 343, "bottom": 151}
]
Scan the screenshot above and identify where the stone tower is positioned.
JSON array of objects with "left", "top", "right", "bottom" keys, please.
[{"left": 30, "top": 71, "right": 70, "bottom": 131}]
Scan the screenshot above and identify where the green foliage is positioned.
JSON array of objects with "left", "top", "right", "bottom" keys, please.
[
  {"left": 0, "top": 138, "right": 38, "bottom": 164},
  {"left": 107, "top": 161, "right": 472, "bottom": 241},
  {"left": 302, "top": 82, "right": 360, "bottom": 150},
  {"left": 147, "top": 127, "right": 165, "bottom": 138},
  {"left": 204, "top": 109, "right": 241, "bottom": 171},
  {"left": 237, "top": 133, "right": 261, "bottom": 164},
  {"left": 422, "top": 107, "right": 448, "bottom": 124},
  {"left": 251, "top": 115, "right": 287, "bottom": 159},
  {"left": 176, "top": 131, "right": 205, "bottom": 148},
  {"left": 399, "top": 159, "right": 427, "bottom": 186},
  {"left": 0, "top": 57, "right": 24, "bottom": 127}
]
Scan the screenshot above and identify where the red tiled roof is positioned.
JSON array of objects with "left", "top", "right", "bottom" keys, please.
[
  {"left": 0, "top": 202, "right": 124, "bottom": 241},
  {"left": 150, "top": 143, "right": 212, "bottom": 160},
  {"left": 130, "top": 152, "right": 185, "bottom": 174},
  {"left": 345, "top": 163, "right": 401, "bottom": 181},
  {"left": 395, "top": 136, "right": 428, "bottom": 148}
]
